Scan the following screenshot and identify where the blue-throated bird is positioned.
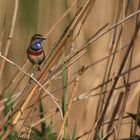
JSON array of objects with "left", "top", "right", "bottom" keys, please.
[{"left": 27, "top": 34, "right": 46, "bottom": 70}]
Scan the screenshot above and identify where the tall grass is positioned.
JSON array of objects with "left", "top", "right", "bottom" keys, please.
[{"left": 0, "top": 0, "right": 140, "bottom": 140}]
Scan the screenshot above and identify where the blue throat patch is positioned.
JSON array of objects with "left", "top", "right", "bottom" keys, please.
[{"left": 31, "top": 39, "right": 42, "bottom": 51}]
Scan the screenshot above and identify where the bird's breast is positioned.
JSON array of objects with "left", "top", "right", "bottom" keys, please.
[
  {"left": 27, "top": 48, "right": 45, "bottom": 65},
  {"left": 27, "top": 48, "right": 43, "bottom": 56}
]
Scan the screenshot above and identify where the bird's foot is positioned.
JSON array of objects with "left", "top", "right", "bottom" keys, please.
[
  {"left": 29, "top": 73, "right": 35, "bottom": 84},
  {"left": 38, "top": 66, "right": 41, "bottom": 71}
]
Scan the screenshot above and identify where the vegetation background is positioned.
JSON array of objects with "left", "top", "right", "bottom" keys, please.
[{"left": 0, "top": 0, "right": 140, "bottom": 139}]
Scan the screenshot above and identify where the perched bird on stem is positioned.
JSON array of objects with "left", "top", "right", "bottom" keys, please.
[{"left": 27, "top": 34, "right": 46, "bottom": 71}]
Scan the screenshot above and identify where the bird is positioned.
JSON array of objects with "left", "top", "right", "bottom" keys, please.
[{"left": 27, "top": 34, "right": 46, "bottom": 70}]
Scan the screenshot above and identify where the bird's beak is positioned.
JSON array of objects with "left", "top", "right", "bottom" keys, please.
[{"left": 42, "top": 37, "right": 46, "bottom": 40}]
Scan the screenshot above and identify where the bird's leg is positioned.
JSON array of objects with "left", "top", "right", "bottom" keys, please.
[
  {"left": 37, "top": 65, "right": 41, "bottom": 71},
  {"left": 29, "top": 65, "right": 37, "bottom": 83}
]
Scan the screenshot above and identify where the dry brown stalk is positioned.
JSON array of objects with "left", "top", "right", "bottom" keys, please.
[
  {"left": 101, "top": 128, "right": 114, "bottom": 140},
  {"left": 95, "top": 0, "right": 123, "bottom": 129},
  {"left": 45, "top": 0, "right": 77, "bottom": 38},
  {"left": 0, "top": 60, "right": 30, "bottom": 95},
  {"left": 47, "top": 7, "right": 140, "bottom": 82},
  {"left": 0, "top": 0, "right": 19, "bottom": 79},
  {"left": 0, "top": 52, "right": 62, "bottom": 124},
  {"left": 31, "top": 109, "right": 58, "bottom": 128},
  {"left": 1, "top": 0, "right": 77, "bottom": 96},
  {"left": 45, "top": 23, "right": 109, "bottom": 81},
  {"left": 75, "top": 9, "right": 140, "bottom": 57},
  {"left": 1, "top": 1, "right": 96, "bottom": 139},
  {"left": 57, "top": 70, "right": 82, "bottom": 140},
  {"left": 15, "top": 60, "right": 140, "bottom": 121},
  {"left": 1, "top": 1, "right": 140, "bottom": 140},
  {"left": 92, "top": 20, "right": 140, "bottom": 140}
]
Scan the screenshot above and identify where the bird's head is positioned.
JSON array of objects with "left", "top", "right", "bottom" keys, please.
[{"left": 30, "top": 34, "right": 46, "bottom": 51}]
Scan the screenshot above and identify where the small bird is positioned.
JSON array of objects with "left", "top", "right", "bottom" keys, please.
[{"left": 27, "top": 34, "right": 46, "bottom": 70}]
